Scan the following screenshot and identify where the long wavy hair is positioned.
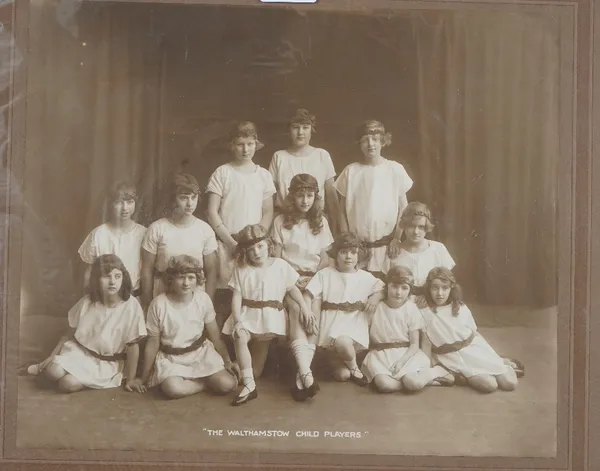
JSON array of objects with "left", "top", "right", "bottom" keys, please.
[
  {"left": 423, "top": 267, "right": 463, "bottom": 316},
  {"left": 88, "top": 254, "right": 132, "bottom": 303},
  {"left": 281, "top": 173, "right": 324, "bottom": 235}
]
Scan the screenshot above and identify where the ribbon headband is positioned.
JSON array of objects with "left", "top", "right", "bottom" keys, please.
[{"left": 238, "top": 235, "right": 268, "bottom": 249}]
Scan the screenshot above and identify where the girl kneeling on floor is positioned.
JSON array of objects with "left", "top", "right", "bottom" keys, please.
[
  {"left": 420, "top": 267, "right": 519, "bottom": 393},
  {"left": 222, "top": 224, "right": 315, "bottom": 406},
  {"left": 38, "top": 254, "right": 147, "bottom": 393},
  {"left": 139, "top": 255, "right": 240, "bottom": 399},
  {"left": 305, "top": 232, "right": 385, "bottom": 386},
  {"left": 361, "top": 265, "right": 453, "bottom": 393}
]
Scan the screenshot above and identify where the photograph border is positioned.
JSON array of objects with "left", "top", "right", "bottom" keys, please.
[{"left": 0, "top": 0, "right": 594, "bottom": 469}]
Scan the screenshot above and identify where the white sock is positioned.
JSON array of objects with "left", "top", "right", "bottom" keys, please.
[
  {"left": 291, "top": 340, "right": 316, "bottom": 388},
  {"left": 27, "top": 364, "right": 41, "bottom": 375},
  {"left": 241, "top": 368, "right": 255, "bottom": 393}
]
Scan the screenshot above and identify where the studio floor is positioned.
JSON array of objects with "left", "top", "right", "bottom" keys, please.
[{"left": 14, "top": 313, "right": 558, "bottom": 457}]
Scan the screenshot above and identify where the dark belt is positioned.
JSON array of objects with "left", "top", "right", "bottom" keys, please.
[
  {"left": 364, "top": 232, "right": 395, "bottom": 249},
  {"left": 159, "top": 332, "right": 207, "bottom": 355},
  {"left": 75, "top": 338, "right": 126, "bottom": 362},
  {"left": 371, "top": 341, "right": 411, "bottom": 351},
  {"left": 242, "top": 299, "right": 284, "bottom": 310},
  {"left": 297, "top": 269, "right": 316, "bottom": 277},
  {"left": 431, "top": 331, "right": 476, "bottom": 355},
  {"left": 321, "top": 301, "right": 366, "bottom": 312}
]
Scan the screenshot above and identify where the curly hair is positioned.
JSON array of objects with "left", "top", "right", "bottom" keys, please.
[
  {"left": 355, "top": 119, "right": 392, "bottom": 147},
  {"left": 228, "top": 121, "right": 265, "bottom": 151},
  {"left": 386, "top": 265, "right": 415, "bottom": 294},
  {"left": 423, "top": 267, "right": 463, "bottom": 316},
  {"left": 163, "top": 254, "right": 205, "bottom": 290},
  {"left": 233, "top": 224, "right": 274, "bottom": 267},
  {"left": 400, "top": 201, "right": 435, "bottom": 233},
  {"left": 101, "top": 180, "right": 138, "bottom": 223},
  {"left": 88, "top": 254, "right": 132, "bottom": 303},
  {"left": 281, "top": 173, "right": 324, "bottom": 235},
  {"left": 327, "top": 232, "right": 370, "bottom": 267},
  {"left": 289, "top": 108, "right": 316, "bottom": 133}
]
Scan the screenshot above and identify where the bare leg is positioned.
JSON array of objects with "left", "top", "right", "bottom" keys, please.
[
  {"left": 57, "top": 374, "right": 84, "bottom": 393},
  {"left": 232, "top": 330, "right": 257, "bottom": 402},
  {"left": 467, "top": 374, "right": 498, "bottom": 393},
  {"left": 328, "top": 351, "right": 351, "bottom": 382},
  {"left": 333, "top": 336, "right": 367, "bottom": 385},
  {"left": 205, "top": 369, "right": 238, "bottom": 395},
  {"left": 44, "top": 362, "right": 68, "bottom": 382},
  {"left": 373, "top": 374, "right": 403, "bottom": 393},
  {"left": 496, "top": 367, "right": 518, "bottom": 391},
  {"left": 250, "top": 339, "right": 272, "bottom": 378},
  {"left": 161, "top": 376, "right": 205, "bottom": 399}
]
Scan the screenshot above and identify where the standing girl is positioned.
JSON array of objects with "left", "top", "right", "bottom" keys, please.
[
  {"left": 420, "top": 267, "right": 519, "bottom": 393},
  {"left": 268, "top": 109, "right": 340, "bottom": 233},
  {"left": 384, "top": 202, "right": 455, "bottom": 288},
  {"left": 361, "top": 266, "right": 453, "bottom": 393},
  {"left": 35, "top": 254, "right": 146, "bottom": 393},
  {"left": 206, "top": 122, "right": 276, "bottom": 321},
  {"left": 78, "top": 180, "right": 146, "bottom": 295},
  {"left": 222, "top": 224, "right": 315, "bottom": 406},
  {"left": 335, "top": 120, "right": 413, "bottom": 280},
  {"left": 271, "top": 173, "right": 333, "bottom": 399},
  {"left": 305, "top": 232, "right": 385, "bottom": 387},
  {"left": 141, "top": 174, "right": 218, "bottom": 309},
  {"left": 138, "top": 255, "right": 240, "bottom": 399}
]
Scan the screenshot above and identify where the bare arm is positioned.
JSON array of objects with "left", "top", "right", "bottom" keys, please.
[
  {"left": 203, "top": 251, "right": 218, "bottom": 301},
  {"left": 140, "top": 335, "right": 160, "bottom": 385},
  {"left": 259, "top": 196, "right": 274, "bottom": 232},
  {"left": 124, "top": 343, "right": 140, "bottom": 383},
  {"left": 206, "top": 192, "right": 237, "bottom": 249},
  {"left": 324, "top": 178, "right": 340, "bottom": 236},
  {"left": 205, "top": 319, "right": 232, "bottom": 363},
  {"left": 420, "top": 332, "right": 434, "bottom": 365},
  {"left": 338, "top": 194, "right": 349, "bottom": 233},
  {"left": 140, "top": 249, "right": 156, "bottom": 311},
  {"left": 316, "top": 250, "right": 329, "bottom": 271},
  {"left": 391, "top": 330, "right": 419, "bottom": 374}
]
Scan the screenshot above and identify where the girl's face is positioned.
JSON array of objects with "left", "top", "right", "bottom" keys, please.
[
  {"left": 387, "top": 282, "right": 411, "bottom": 308},
  {"left": 336, "top": 247, "right": 358, "bottom": 272},
  {"left": 100, "top": 269, "right": 123, "bottom": 298},
  {"left": 112, "top": 194, "right": 136, "bottom": 222},
  {"left": 429, "top": 278, "right": 452, "bottom": 306},
  {"left": 293, "top": 190, "right": 315, "bottom": 213},
  {"left": 231, "top": 136, "right": 257, "bottom": 163},
  {"left": 171, "top": 272, "right": 198, "bottom": 296},
  {"left": 290, "top": 123, "right": 312, "bottom": 147},
  {"left": 174, "top": 192, "right": 198, "bottom": 217},
  {"left": 359, "top": 134, "right": 383, "bottom": 159},
  {"left": 404, "top": 216, "right": 428, "bottom": 244},
  {"left": 247, "top": 239, "right": 270, "bottom": 266}
]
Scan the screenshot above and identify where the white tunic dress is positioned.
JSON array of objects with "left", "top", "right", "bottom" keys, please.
[
  {"left": 385, "top": 240, "right": 455, "bottom": 286},
  {"left": 305, "top": 267, "right": 385, "bottom": 350},
  {"left": 146, "top": 289, "right": 224, "bottom": 386},
  {"left": 268, "top": 148, "right": 336, "bottom": 211},
  {"left": 421, "top": 304, "right": 509, "bottom": 378},
  {"left": 271, "top": 214, "right": 334, "bottom": 286},
  {"left": 222, "top": 258, "right": 298, "bottom": 339},
  {"left": 142, "top": 217, "right": 218, "bottom": 297},
  {"left": 53, "top": 296, "right": 147, "bottom": 389},
  {"left": 206, "top": 163, "right": 276, "bottom": 288},
  {"left": 361, "top": 301, "right": 430, "bottom": 381},
  {"left": 78, "top": 223, "right": 147, "bottom": 291},
  {"left": 334, "top": 159, "right": 413, "bottom": 273}
]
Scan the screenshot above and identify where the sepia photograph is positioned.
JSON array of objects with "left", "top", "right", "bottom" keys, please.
[{"left": 1, "top": 0, "right": 592, "bottom": 469}]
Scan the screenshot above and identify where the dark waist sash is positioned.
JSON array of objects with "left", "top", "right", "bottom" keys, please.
[
  {"left": 75, "top": 338, "right": 126, "bottom": 362},
  {"left": 368, "top": 271, "right": 386, "bottom": 282},
  {"left": 160, "top": 332, "right": 207, "bottom": 355},
  {"left": 364, "top": 232, "right": 395, "bottom": 249},
  {"left": 431, "top": 331, "right": 476, "bottom": 355},
  {"left": 297, "top": 269, "right": 316, "bottom": 277},
  {"left": 371, "top": 341, "right": 411, "bottom": 351},
  {"left": 242, "top": 299, "right": 284, "bottom": 310},
  {"left": 321, "top": 301, "right": 366, "bottom": 312}
]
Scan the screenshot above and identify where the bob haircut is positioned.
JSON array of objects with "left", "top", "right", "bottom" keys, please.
[
  {"left": 228, "top": 121, "right": 265, "bottom": 151},
  {"left": 400, "top": 201, "right": 435, "bottom": 233},
  {"left": 163, "top": 254, "right": 205, "bottom": 289},
  {"left": 327, "top": 232, "right": 370, "bottom": 267},
  {"left": 101, "top": 180, "right": 138, "bottom": 223},
  {"left": 161, "top": 173, "right": 201, "bottom": 217},
  {"left": 386, "top": 265, "right": 415, "bottom": 294},
  {"left": 423, "top": 267, "right": 463, "bottom": 316},
  {"left": 355, "top": 119, "right": 392, "bottom": 147},
  {"left": 282, "top": 173, "right": 324, "bottom": 236},
  {"left": 88, "top": 254, "right": 132, "bottom": 303},
  {"left": 289, "top": 108, "right": 317, "bottom": 133},
  {"left": 233, "top": 224, "right": 274, "bottom": 267}
]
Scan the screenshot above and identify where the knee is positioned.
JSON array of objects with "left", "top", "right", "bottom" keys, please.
[
  {"left": 470, "top": 375, "right": 498, "bottom": 394},
  {"left": 497, "top": 375, "right": 518, "bottom": 391},
  {"left": 214, "top": 373, "right": 238, "bottom": 394},
  {"left": 233, "top": 330, "right": 251, "bottom": 346},
  {"left": 43, "top": 362, "right": 64, "bottom": 381},
  {"left": 332, "top": 366, "right": 351, "bottom": 382},
  {"left": 373, "top": 376, "right": 395, "bottom": 393},
  {"left": 57, "top": 375, "right": 83, "bottom": 393},
  {"left": 160, "top": 378, "right": 185, "bottom": 399},
  {"left": 402, "top": 375, "right": 426, "bottom": 392},
  {"left": 333, "top": 336, "right": 354, "bottom": 353}
]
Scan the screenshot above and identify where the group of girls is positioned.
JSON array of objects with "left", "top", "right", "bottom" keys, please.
[{"left": 25, "top": 109, "right": 523, "bottom": 406}]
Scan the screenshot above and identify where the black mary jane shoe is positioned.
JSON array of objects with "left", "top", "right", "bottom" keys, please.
[
  {"left": 291, "top": 385, "right": 309, "bottom": 402},
  {"left": 231, "top": 387, "right": 258, "bottom": 406},
  {"left": 504, "top": 357, "right": 525, "bottom": 378},
  {"left": 349, "top": 368, "right": 369, "bottom": 387}
]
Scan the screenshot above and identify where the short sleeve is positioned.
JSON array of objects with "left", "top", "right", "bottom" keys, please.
[
  {"left": 228, "top": 267, "right": 242, "bottom": 292},
  {"left": 271, "top": 215, "right": 285, "bottom": 245},
  {"left": 459, "top": 304, "right": 478, "bottom": 332},
  {"left": 146, "top": 299, "right": 163, "bottom": 337},
  {"left": 305, "top": 270, "right": 324, "bottom": 299},
  {"left": 366, "top": 273, "right": 385, "bottom": 296},
  {"left": 320, "top": 149, "right": 336, "bottom": 181},
  {"left": 282, "top": 260, "right": 300, "bottom": 290},
  {"left": 124, "top": 298, "right": 148, "bottom": 345},
  {"left": 67, "top": 296, "right": 90, "bottom": 329},
  {"left": 318, "top": 218, "right": 334, "bottom": 250},
  {"left": 78, "top": 229, "right": 98, "bottom": 264},
  {"left": 333, "top": 165, "right": 350, "bottom": 198},
  {"left": 198, "top": 290, "right": 217, "bottom": 324},
  {"left": 206, "top": 166, "right": 226, "bottom": 197},
  {"left": 406, "top": 303, "right": 425, "bottom": 332},
  {"left": 141, "top": 221, "right": 162, "bottom": 255},
  {"left": 437, "top": 243, "right": 456, "bottom": 270},
  {"left": 260, "top": 168, "right": 277, "bottom": 200},
  {"left": 396, "top": 163, "right": 414, "bottom": 195},
  {"left": 202, "top": 225, "right": 218, "bottom": 256}
]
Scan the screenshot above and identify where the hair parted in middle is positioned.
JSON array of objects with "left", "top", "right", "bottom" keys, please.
[
  {"left": 400, "top": 201, "right": 435, "bottom": 233},
  {"left": 282, "top": 173, "right": 324, "bottom": 235},
  {"left": 228, "top": 121, "right": 265, "bottom": 151},
  {"left": 163, "top": 254, "right": 205, "bottom": 289},
  {"left": 423, "top": 267, "right": 463, "bottom": 316},
  {"left": 233, "top": 224, "right": 274, "bottom": 267},
  {"left": 355, "top": 119, "right": 392, "bottom": 147},
  {"left": 101, "top": 180, "right": 139, "bottom": 223},
  {"left": 88, "top": 254, "right": 133, "bottom": 303}
]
